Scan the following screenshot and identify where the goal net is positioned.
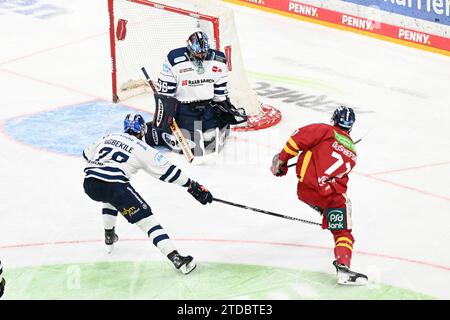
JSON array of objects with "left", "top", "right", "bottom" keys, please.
[{"left": 108, "top": 0, "right": 281, "bottom": 131}]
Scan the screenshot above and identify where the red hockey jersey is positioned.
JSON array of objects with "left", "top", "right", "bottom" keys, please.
[{"left": 279, "top": 123, "right": 357, "bottom": 207}]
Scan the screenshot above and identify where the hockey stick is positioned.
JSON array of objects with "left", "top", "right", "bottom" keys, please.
[
  {"left": 141, "top": 67, "right": 194, "bottom": 163},
  {"left": 213, "top": 197, "right": 322, "bottom": 227},
  {"left": 286, "top": 137, "right": 362, "bottom": 168}
]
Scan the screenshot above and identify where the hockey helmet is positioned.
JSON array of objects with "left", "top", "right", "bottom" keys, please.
[
  {"left": 124, "top": 114, "right": 147, "bottom": 135},
  {"left": 331, "top": 106, "right": 355, "bottom": 132},
  {"left": 187, "top": 31, "right": 210, "bottom": 61}
]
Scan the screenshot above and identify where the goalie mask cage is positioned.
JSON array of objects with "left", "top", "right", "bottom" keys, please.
[{"left": 108, "top": 0, "right": 281, "bottom": 131}]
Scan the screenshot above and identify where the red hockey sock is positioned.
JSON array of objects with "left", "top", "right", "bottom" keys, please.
[{"left": 332, "top": 231, "right": 354, "bottom": 268}]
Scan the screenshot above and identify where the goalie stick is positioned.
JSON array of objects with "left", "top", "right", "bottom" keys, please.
[{"left": 141, "top": 67, "right": 194, "bottom": 163}]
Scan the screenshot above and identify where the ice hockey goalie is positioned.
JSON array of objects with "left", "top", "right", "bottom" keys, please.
[{"left": 144, "top": 31, "right": 247, "bottom": 157}]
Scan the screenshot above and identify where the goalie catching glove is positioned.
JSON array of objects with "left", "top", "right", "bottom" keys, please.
[
  {"left": 271, "top": 154, "right": 288, "bottom": 177},
  {"left": 187, "top": 180, "right": 213, "bottom": 205},
  {"left": 209, "top": 99, "right": 247, "bottom": 125}
]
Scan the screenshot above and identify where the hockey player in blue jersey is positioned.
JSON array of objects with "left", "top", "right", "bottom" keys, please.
[
  {"left": 82, "top": 114, "right": 213, "bottom": 274},
  {"left": 144, "top": 31, "right": 247, "bottom": 157}
]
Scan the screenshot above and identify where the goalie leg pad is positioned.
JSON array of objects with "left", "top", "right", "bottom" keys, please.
[
  {"left": 145, "top": 94, "right": 180, "bottom": 147},
  {"left": 152, "top": 94, "right": 179, "bottom": 130},
  {"left": 153, "top": 102, "right": 230, "bottom": 156}
]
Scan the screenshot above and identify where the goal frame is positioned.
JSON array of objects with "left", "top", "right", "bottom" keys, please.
[
  {"left": 107, "top": 0, "right": 282, "bottom": 131},
  {"left": 108, "top": 0, "right": 221, "bottom": 102}
]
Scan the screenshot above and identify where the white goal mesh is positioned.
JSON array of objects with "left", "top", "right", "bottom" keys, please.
[{"left": 109, "top": 0, "right": 281, "bottom": 130}]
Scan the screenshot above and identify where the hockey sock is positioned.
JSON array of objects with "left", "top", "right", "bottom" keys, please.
[
  {"left": 102, "top": 206, "right": 118, "bottom": 230},
  {"left": 333, "top": 231, "right": 354, "bottom": 267},
  {"left": 135, "top": 215, "right": 176, "bottom": 256}
]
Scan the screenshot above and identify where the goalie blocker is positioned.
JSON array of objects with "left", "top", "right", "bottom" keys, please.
[{"left": 145, "top": 94, "right": 246, "bottom": 157}]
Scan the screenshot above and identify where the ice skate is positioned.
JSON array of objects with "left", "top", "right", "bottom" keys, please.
[
  {"left": 167, "top": 250, "right": 196, "bottom": 274},
  {"left": 333, "top": 260, "right": 368, "bottom": 286},
  {"left": 105, "top": 227, "right": 119, "bottom": 254}
]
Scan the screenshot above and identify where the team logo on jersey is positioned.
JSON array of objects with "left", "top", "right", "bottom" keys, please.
[
  {"left": 154, "top": 152, "right": 168, "bottom": 166},
  {"left": 182, "top": 80, "right": 188, "bottom": 86},
  {"left": 318, "top": 176, "right": 330, "bottom": 188},
  {"left": 155, "top": 99, "right": 164, "bottom": 127},
  {"left": 212, "top": 66, "right": 222, "bottom": 73}
]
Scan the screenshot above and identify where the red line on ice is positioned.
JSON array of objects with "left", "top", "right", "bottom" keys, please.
[
  {"left": 0, "top": 32, "right": 107, "bottom": 65},
  {"left": 369, "top": 161, "right": 450, "bottom": 176},
  {"left": 354, "top": 172, "right": 450, "bottom": 202},
  {"left": 0, "top": 68, "right": 102, "bottom": 99},
  {"left": 1, "top": 237, "right": 448, "bottom": 272}
]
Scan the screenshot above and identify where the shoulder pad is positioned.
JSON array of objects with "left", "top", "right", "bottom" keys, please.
[
  {"left": 167, "top": 47, "right": 189, "bottom": 66},
  {"left": 208, "top": 49, "right": 227, "bottom": 64}
]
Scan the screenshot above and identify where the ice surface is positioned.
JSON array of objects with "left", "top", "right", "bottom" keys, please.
[{"left": 0, "top": 0, "right": 449, "bottom": 299}]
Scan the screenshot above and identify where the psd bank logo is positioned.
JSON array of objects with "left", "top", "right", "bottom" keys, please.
[{"left": 326, "top": 208, "right": 347, "bottom": 230}]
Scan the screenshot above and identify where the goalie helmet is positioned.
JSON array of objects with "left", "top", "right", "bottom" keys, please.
[
  {"left": 331, "top": 106, "right": 355, "bottom": 132},
  {"left": 124, "top": 114, "right": 147, "bottom": 135},
  {"left": 187, "top": 31, "right": 209, "bottom": 73},
  {"left": 187, "top": 31, "right": 210, "bottom": 60}
]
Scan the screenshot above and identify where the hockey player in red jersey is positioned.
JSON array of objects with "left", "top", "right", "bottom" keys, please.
[{"left": 271, "top": 106, "right": 368, "bottom": 285}]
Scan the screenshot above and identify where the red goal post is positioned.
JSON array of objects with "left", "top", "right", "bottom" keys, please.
[{"left": 108, "top": 0, "right": 281, "bottom": 131}]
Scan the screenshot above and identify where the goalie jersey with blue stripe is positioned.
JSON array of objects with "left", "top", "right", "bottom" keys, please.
[
  {"left": 157, "top": 47, "right": 228, "bottom": 103},
  {"left": 83, "top": 133, "right": 190, "bottom": 187}
]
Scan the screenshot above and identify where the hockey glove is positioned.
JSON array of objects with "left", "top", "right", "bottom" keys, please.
[
  {"left": 0, "top": 278, "right": 5, "bottom": 298},
  {"left": 210, "top": 99, "right": 247, "bottom": 125},
  {"left": 271, "top": 154, "right": 288, "bottom": 177},
  {"left": 187, "top": 180, "right": 213, "bottom": 205}
]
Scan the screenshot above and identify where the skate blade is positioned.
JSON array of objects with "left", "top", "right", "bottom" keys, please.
[
  {"left": 179, "top": 260, "right": 197, "bottom": 274},
  {"left": 337, "top": 276, "right": 368, "bottom": 286}
]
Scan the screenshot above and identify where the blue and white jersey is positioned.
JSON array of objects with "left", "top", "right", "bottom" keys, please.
[
  {"left": 83, "top": 133, "right": 190, "bottom": 187},
  {"left": 155, "top": 47, "right": 228, "bottom": 103}
]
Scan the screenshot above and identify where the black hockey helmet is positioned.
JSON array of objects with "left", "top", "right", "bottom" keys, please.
[
  {"left": 331, "top": 106, "right": 355, "bottom": 132},
  {"left": 187, "top": 31, "right": 210, "bottom": 61}
]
